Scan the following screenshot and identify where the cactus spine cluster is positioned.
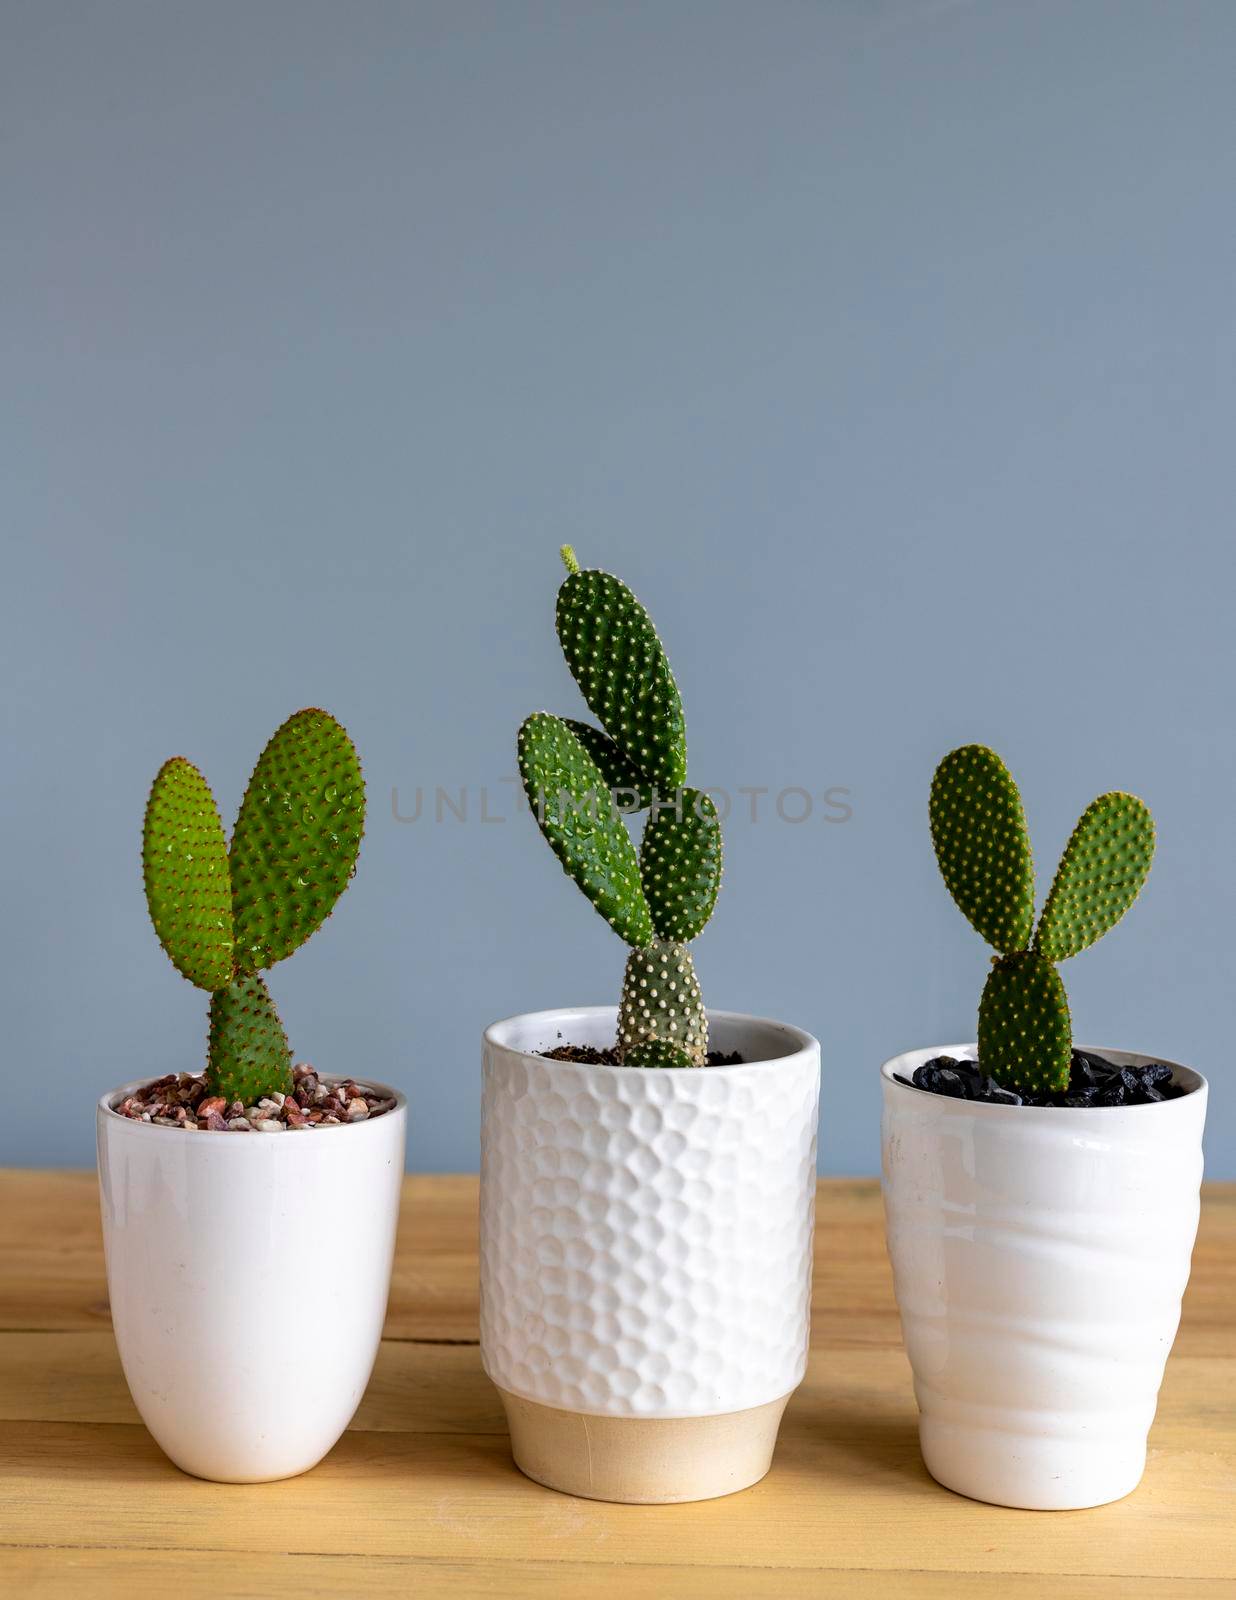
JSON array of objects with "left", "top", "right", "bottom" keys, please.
[
  {"left": 142, "top": 709, "right": 365, "bottom": 1103},
  {"left": 517, "top": 548, "right": 722, "bottom": 1067},
  {"left": 929, "top": 744, "right": 1155, "bottom": 1092}
]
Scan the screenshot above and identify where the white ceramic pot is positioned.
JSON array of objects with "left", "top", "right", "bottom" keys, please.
[
  {"left": 96, "top": 1076, "right": 406, "bottom": 1482},
  {"left": 480, "top": 1007, "right": 820, "bottom": 1503},
  {"left": 881, "top": 1044, "right": 1207, "bottom": 1510}
]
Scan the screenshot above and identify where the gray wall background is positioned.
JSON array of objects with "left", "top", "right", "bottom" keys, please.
[{"left": 4, "top": 0, "right": 1234, "bottom": 1174}]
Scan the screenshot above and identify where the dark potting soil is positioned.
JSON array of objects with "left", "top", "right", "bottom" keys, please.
[
  {"left": 896, "top": 1049, "right": 1187, "bottom": 1108},
  {"left": 540, "top": 1043, "right": 744, "bottom": 1067}
]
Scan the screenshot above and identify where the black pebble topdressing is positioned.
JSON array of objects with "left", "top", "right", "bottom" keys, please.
[{"left": 897, "top": 1050, "right": 1187, "bottom": 1108}]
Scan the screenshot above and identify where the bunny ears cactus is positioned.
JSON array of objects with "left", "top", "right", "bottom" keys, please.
[
  {"left": 517, "top": 548, "right": 721, "bottom": 1066},
  {"left": 142, "top": 709, "right": 365, "bottom": 1103},
  {"left": 929, "top": 745, "right": 1155, "bottom": 1092}
]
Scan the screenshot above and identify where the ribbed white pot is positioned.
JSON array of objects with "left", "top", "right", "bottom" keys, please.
[
  {"left": 96, "top": 1076, "right": 406, "bottom": 1483},
  {"left": 480, "top": 1007, "right": 820, "bottom": 1502},
  {"left": 881, "top": 1044, "right": 1207, "bottom": 1510}
]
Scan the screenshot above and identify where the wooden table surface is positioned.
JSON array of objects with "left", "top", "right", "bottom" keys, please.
[{"left": 2, "top": 1171, "right": 1234, "bottom": 1598}]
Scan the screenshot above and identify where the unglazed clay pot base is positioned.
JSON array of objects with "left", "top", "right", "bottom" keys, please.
[
  {"left": 480, "top": 1008, "right": 819, "bottom": 1505},
  {"left": 498, "top": 1389, "right": 791, "bottom": 1503}
]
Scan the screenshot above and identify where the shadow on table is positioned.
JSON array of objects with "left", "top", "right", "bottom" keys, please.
[{"left": 782, "top": 1395, "right": 929, "bottom": 1490}]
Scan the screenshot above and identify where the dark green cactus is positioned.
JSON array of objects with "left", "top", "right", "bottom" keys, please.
[
  {"left": 930, "top": 744, "right": 1155, "bottom": 1092},
  {"left": 518, "top": 548, "right": 721, "bottom": 1065},
  {"left": 555, "top": 546, "right": 687, "bottom": 795},
  {"left": 561, "top": 718, "right": 654, "bottom": 812},
  {"left": 142, "top": 709, "right": 365, "bottom": 1104},
  {"left": 516, "top": 712, "right": 653, "bottom": 948},
  {"left": 640, "top": 790, "right": 722, "bottom": 944},
  {"left": 624, "top": 1038, "right": 696, "bottom": 1070},
  {"left": 616, "top": 941, "right": 707, "bottom": 1065}
]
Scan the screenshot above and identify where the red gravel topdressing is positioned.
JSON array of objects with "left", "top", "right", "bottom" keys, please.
[{"left": 113, "top": 1063, "right": 397, "bottom": 1131}]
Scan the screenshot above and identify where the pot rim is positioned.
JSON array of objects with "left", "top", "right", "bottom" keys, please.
[
  {"left": 484, "top": 1005, "right": 818, "bottom": 1074},
  {"left": 97, "top": 1072, "right": 407, "bottom": 1140},
  {"left": 881, "top": 1042, "right": 1207, "bottom": 1115}
]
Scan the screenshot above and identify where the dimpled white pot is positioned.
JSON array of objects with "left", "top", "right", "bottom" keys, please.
[
  {"left": 97, "top": 1076, "right": 406, "bottom": 1482},
  {"left": 882, "top": 1044, "right": 1207, "bottom": 1511},
  {"left": 480, "top": 1007, "right": 820, "bottom": 1503}
]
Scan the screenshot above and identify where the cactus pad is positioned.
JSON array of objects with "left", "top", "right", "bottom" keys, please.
[
  {"left": 624, "top": 1039, "right": 695, "bottom": 1069},
  {"left": 142, "top": 757, "right": 234, "bottom": 992},
  {"left": 518, "top": 712, "right": 653, "bottom": 947},
  {"left": 229, "top": 709, "right": 365, "bottom": 974},
  {"left": 206, "top": 973, "right": 293, "bottom": 1102},
  {"left": 640, "top": 789, "right": 723, "bottom": 943},
  {"left": 977, "top": 951, "right": 1072, "bottom": 1093},
  {"left": 1035, "top": 792, "right": 1156, "bottom": 963},
  {"left": 562, "top": 719, "right": 654, "bottom": 812},
  {"left": 556, "top": 567, "right": 687, "bottom": 793},
  {"left": 930, "top": 745, "right": 1035, "bottom": 955},
  {"left": 930, "top": 744, "right": 1157, "bottom": 1098},
  {"left": 521, "top": 552, "right": 726, "bottom": 1060},
  {"left": 616, "top": 941, "right": 707, "bottom": 1065}
]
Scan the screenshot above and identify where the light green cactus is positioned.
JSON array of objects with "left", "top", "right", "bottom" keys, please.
[
  {"left": 1034, "top": 792, "right": 1157, "bottom": 962},
  {"left": 142, "top": 756, "right": 234, "bottom": 992},
  {"left": 142, "top": 709, "right": 365, "bottom": 1103},
  {"left": 518, "top": 549, "right": 721, "bottom": 1065},
  {"left": 206, "top": 973, "right": 293, "bottom": 1108},
  {"left": 930, "top": 744, "right": 1155, "bottom": 1092}
]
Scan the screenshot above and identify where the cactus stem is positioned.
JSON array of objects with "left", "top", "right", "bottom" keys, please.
[{"left": 560, "top": 544, "right": 580, "bottom": 575}]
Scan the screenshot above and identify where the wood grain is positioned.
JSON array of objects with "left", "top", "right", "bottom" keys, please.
[
  {"left": 7, "top": 1550, "right": 1233, "bottom": 1600},
  {"left": 2, "top": 1170, "right": 1234, "bottom": 1597}
]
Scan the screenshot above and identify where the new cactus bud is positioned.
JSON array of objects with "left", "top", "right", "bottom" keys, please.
[
  {"left": 141, "top": 710, "right": 366, "bottom": 1105},
  {"left": 930, "top": 745, "right": 1155, "bottom": 1094},
  {"left": 518, "top": 551, "right": 723, "bottom": 1065}
]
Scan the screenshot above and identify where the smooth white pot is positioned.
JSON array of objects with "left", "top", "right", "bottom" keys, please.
[
  {"left": 480, "top": 1007, "right": 820, "bottom": 1502},
  {"left": 881, "top": 1044, "right": 1207, "bottom": 1510},
  {"left": 97, "top": 1076, "right": 406, "bottom": 1482}
]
